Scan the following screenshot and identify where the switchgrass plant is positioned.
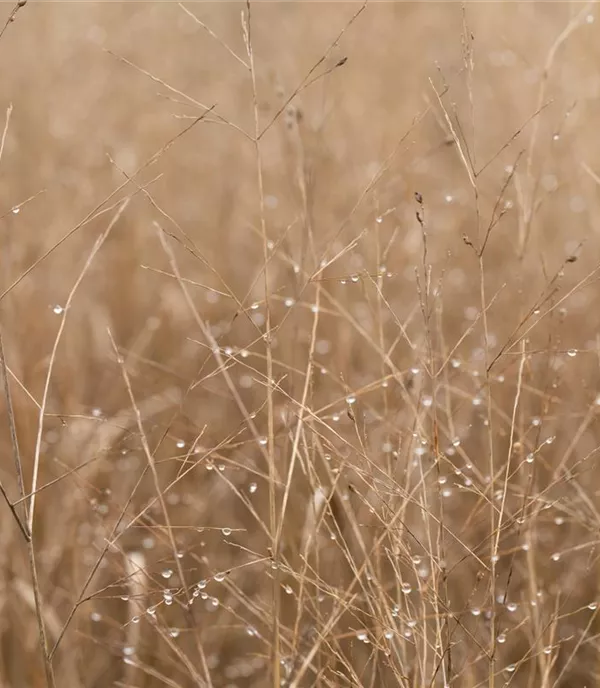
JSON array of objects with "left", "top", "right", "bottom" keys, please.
[{"left": 1, "top": 2, "right": 600, "bottom": 686}]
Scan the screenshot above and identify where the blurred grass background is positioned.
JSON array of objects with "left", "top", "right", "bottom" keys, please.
[{"left": 2, "top": 2, "right": 600, "bottom": 686}]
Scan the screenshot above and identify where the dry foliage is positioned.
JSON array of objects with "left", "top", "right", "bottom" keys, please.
[{"left": 1, "top": 2, "right": 600, "bottom": 687}]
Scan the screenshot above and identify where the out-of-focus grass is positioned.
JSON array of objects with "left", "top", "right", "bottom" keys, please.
[{"left": 1, "top": 2, "right": 600, "bottom": 686}]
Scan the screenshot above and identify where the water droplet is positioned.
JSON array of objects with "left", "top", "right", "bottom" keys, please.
[
  {"left": 422, "top": 396, "right": 433, "bottom": 408},
  {"left": 11, "top": 206, "right": 20, "bottom": 214},
  {"left": 248, "top": 482, "right": 258, "bottom": 494},
  {"left": 197, "top": 579, "right": 207, "bottom": 589},
  {"left": 451, "top": 358, "right": 461, "bottom": 368},
  {"left": 506, "top": 602, "right": 518, "bottom": 612},
  {"left": 214, "top": 572, "right": 226, "bottom": 582},
  {"left": 90, "top": 611, "right": 102, "bottom": 622},
  {"left": 497, "top": 633, "right": 506, "bottom": 644},
  {"left": 412, "top": 555, "right": 422, "bottom": 565},
  {"left": 52, "top": 305, "right": 64, "bottom": 315},
  {"left": 258, "top": 437, "right": 268, "bottom": 446},
  {"left": 169, "top": 627, "right": 180, "bottom": 638},
  {"left": 543, "top": 645, "right": 552, "bottom": 655},
  {"left": 588, "top": 601, "right": 598, "bottom": 610},
  {"left": 472, "top": 396, "right": 482, "bottom": 406},
  {"left": 284, "top": 297, "right": 295, "bottom": 308},
  {"left": 247, "top": 626, "right": 257, "bottom": 636},
  {"left": 471, "top": 608, "right": 481, "bottom": 616},
  {"left": 123, "top": 646, "right": 135, "bottom": 656},
  {"left": 311, "top": 304, "right": 319, "bottom": 314},
  {"left": 506, "top": 664, "right": 516, "bottom": 673},
  {"left": 551, "top": 552, "right": 561, "bottom": 561},
  {"left": 163, "top": 590, "right": 173, "bottom": 605},
  {"left": 401, "top": 582, "right": 412, "bottom": 594},
  {"left": 545, "top": 436, "right": 555, "bottom": 445},
  {"left": 131, "top": 616, "right": 140, "bottom": 624},
  {"left": 222, "top": 527, "right": 232, "bottom": 536},
  {"left": 376, "top": 216, "right": 383, "bottom": 224},
  {"left": 384, "top": 629, "right": 394, "bottom": 639},
  {"left": 161, "top": 569, "right": 173, "bottom": 579},
  {"left": 346, "top": 395, "right": 356, "bottom": 405},
  {"left": 526, "top": 453, "right": 534, "bottom": 463},
  {"left": 356, "top": 630, "right": 369, "bottom": 642},
  {"left": 567, "top": 349, "right": 578, "bottom": 357}
]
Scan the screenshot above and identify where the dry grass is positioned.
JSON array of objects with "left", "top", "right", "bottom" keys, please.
[{"left": 1, "top": 1, "right": 600, "bottom": 686}]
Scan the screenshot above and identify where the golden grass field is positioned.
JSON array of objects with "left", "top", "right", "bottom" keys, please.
[{"left": 2, "top": 1, "right": 600, "bottom": 686}]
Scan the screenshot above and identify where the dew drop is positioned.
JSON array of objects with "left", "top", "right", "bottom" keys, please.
[
  {"left": 214, "top": 572, "right": 226, "bottom": 582},
  {"left": 401, "top": 582, "right": 412, "bottom": 594},
  {"left": 161, "top": 568, "right": 173, "bottom": 579},
  {"left": 249, "top": 482, "right": 258, "bottom": 494},
  {"left": 497, "top": 633, "right": 506, "bottom": 644},
  {"left": 588, "top": 601, "right": 598, "bottom": 610},
  {"left": 567, "top": 349, "right": 578, "bottom": 357},
  {"left": 169, "top": 628, "right": 180, "bottom": 638},
  {"left": 11, "top": 206, "right": 20, "bottom": 214},
  {"left": 356, "top": 630, "right": 369, "bottom": 642},
  {"left": 222, "top": 527, "right": 232, "bottom": 536},
  {"left": 52, "top": 305, "right": 64, "bottom": 315},
  {"left": 551, "top": 552, "right": 561, "bottom": 562}
]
